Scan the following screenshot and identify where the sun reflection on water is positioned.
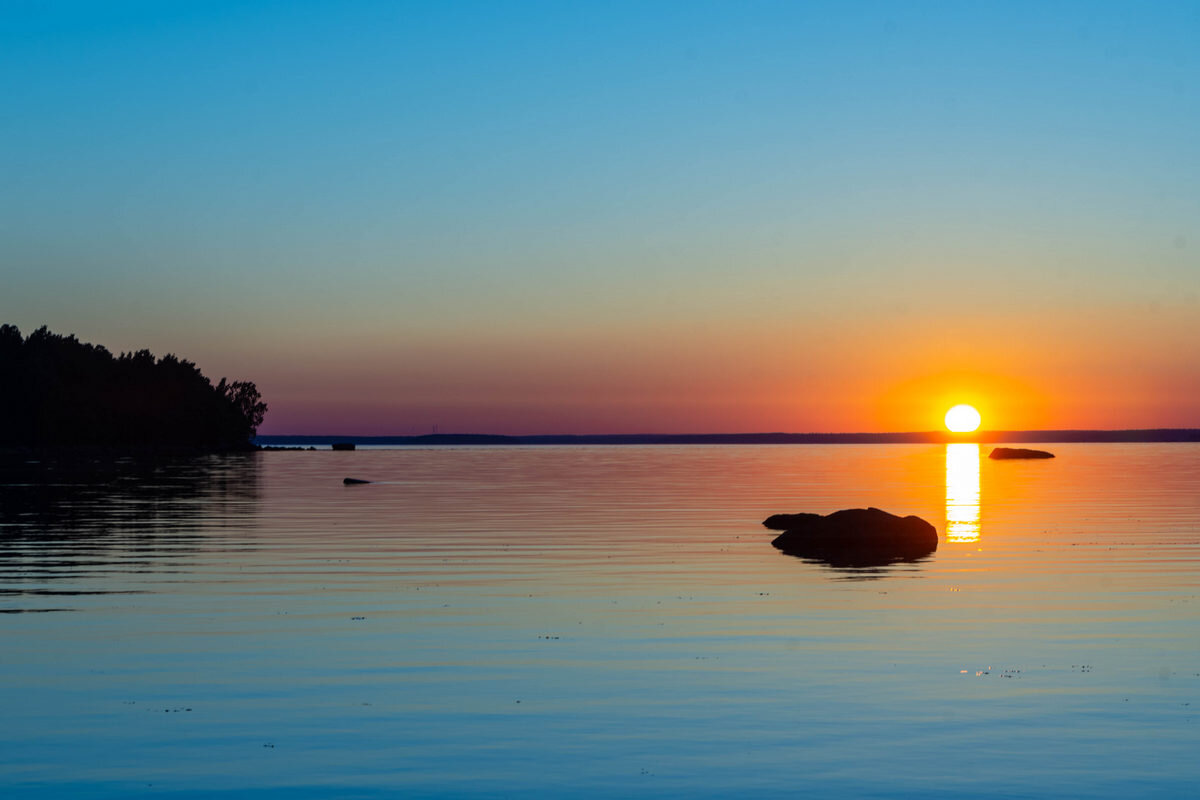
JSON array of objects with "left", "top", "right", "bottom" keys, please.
[{"left": 945, "top": 443, "right": 980, "bottom": 543}]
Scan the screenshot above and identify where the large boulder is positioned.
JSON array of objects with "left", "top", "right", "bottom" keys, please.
[
  {"left": 764, "top": 507, "right": 938, "bottom": 567},
  {"left": 989, "top": 447, "right": 1054, "bottom": 459}
]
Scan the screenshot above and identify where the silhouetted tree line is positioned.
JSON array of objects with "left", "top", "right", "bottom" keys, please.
[{"left": 0, "top": 324, "right": 266, "bottom": 450}]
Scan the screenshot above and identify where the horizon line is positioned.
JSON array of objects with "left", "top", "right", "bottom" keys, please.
[{"left": 257, "top": 428, "right": 1200, "bottom": 445}]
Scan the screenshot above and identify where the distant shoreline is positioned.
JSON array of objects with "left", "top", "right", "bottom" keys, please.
[{"left": 258, "top": 429, "right": 1200, "bottom": 447}]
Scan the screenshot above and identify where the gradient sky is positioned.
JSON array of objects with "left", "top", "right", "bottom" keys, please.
[{"left": 3, "top": 1, "right": 1198, "bottom": 434}]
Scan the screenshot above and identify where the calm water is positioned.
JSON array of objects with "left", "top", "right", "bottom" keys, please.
[{"left": 2, "top": 444, "right": 1199, "bottom": 798}]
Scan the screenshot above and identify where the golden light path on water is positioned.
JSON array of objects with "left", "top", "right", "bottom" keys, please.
[{"left": 945, "top": 443, "right": 981, "bottom": 543}]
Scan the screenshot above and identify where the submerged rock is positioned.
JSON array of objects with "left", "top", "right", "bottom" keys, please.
[
  {"left": 989, "top": 447, "right": 1054, "bottom": 460},
  {"left": 764, "top": 507, "right": 937, "bottom": 567}
]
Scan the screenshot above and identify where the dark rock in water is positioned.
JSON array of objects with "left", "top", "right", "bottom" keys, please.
[
  {"left": 332, "top": 442, "right": 356, "bottom": 451},
  {"left": 762, "top": 512, "right": 823, "bottom": 531},
  {"left": 989, "top": 447, "right": 1054, "bottom": 460},
  {"left": 766, "top": 507, "right": 938, "bottom": 568},
  {"left": 343, "top": 477, "right": 371, "bottom": 485}
]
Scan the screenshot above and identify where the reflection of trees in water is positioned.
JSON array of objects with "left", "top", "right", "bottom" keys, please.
[{"left": 0, "top": 454, "right": 260, "bottom": 609}]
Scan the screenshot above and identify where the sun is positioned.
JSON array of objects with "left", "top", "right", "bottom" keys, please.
[{"left": 945, "top": 404, "right": 982, "bottom": 433}]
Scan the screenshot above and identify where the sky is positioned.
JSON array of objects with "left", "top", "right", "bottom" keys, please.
[{"left": 3, "top": 1, "right": 1198, "bottom": 434}]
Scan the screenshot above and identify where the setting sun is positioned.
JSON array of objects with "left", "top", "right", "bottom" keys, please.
[{"left": 945, "top": 404, "right": 982, "bottom": 433}]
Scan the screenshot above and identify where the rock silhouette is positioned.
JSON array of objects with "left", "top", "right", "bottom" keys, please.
[
  {"left": 763, "top": 512, "right": 823, "bottom": 531},
  {"left": 989, "top": 447, "right": 1054, "bottom": 459},
  {"left": 764, "top": 507, "right": 938, "bottom": 568}
]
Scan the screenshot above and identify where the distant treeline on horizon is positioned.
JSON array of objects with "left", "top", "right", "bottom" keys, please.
[
  {"left": 259, "top": 429, "right": 1200, "bottom": 447},
  {"left": 0, "top": 324, "right": 266, "bottom": 450}
]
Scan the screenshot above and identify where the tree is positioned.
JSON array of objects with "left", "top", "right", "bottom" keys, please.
[
  {"left": 218, "top": 378, "right": 269, "bottom": 440},
  {"left": 0, "top": 324, "right": 268, "bottom": 450}
]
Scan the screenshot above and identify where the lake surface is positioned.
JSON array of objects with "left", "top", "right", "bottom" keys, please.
[{"left": 2, "top": 444, "right": 1199, "bottom": 798}]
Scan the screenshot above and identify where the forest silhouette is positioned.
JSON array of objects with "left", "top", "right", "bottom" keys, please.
[{"left": 0, "top": 324, "right": 265, "bottom": 450}]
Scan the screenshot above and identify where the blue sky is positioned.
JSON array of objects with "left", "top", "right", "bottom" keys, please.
[{"left": 3, "top": 1, "right": 1198, "bottom": 432}]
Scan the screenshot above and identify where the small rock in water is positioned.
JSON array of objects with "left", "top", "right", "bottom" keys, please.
[
  {"left": 762, "top": 512, "right": 823, "bottom": 531},
  {"left": 989, "top": 447, "right": 1055, "bottom": 460}
]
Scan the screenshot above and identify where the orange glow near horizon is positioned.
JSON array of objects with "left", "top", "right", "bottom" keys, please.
[{"left": 243, "top": 326, "right": 1198, "bottom": 436}]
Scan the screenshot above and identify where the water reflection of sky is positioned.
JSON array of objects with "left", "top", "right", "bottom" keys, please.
[
  {"left": 945, "top": 443, "right": 980, "bottom": 543},
  {"left": 3, "top": 445, "right": 1200, "bottom": 797}
]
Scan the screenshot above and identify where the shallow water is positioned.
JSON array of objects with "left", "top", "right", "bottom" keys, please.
[{"left": 2, "top": 444, "right": 1199, "bottom": 798}]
